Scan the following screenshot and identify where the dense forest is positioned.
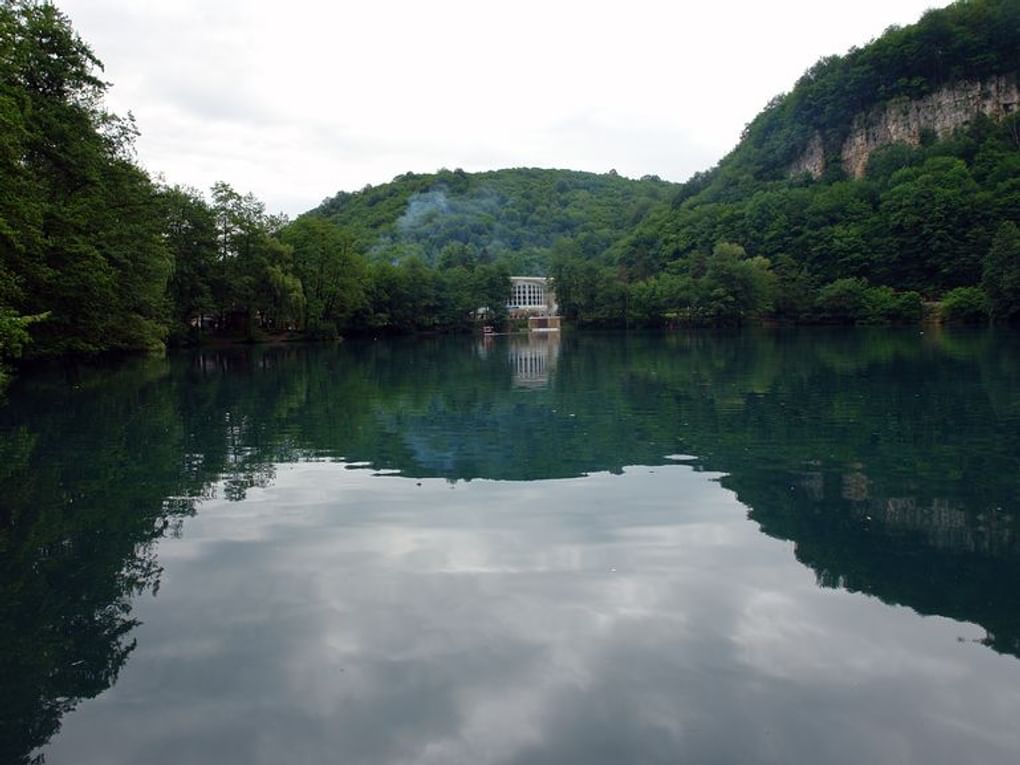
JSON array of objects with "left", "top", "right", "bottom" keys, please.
[
  {"left": 1, "top": 0, "right": 1020, "bottom": 376},
  {"left": 313, "top": 167, "right": 674, "bottom": 272}
]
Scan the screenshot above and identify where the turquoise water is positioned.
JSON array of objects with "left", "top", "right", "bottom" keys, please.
[{"left": 2, "top": 329, "right": 1020, "bottom": 764}]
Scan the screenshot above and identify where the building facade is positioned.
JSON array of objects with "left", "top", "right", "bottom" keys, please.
[{"left": 507, "top": 276, "right": 557, "bottom": 318}]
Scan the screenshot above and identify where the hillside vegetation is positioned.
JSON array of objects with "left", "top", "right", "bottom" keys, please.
[
  {"left": 568, "top": 0, "right": 1020, "bottom": 326},
  {"left": 313, "top": 167, "right": 674, "bottom": 274},
  {"left": 303, "top": 0, "right": 1020, "bottom": 329},
  {"left": 1, "top": 0, "right": 1019, "bottom": 373},
  {"left": 706, "top": 0, "right": 1020, "bottom": 190}
]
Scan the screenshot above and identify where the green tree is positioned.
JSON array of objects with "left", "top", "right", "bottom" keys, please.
[
  {"left": 940, "top": 286, "right": 989, "bottom": 324},
  {"left": 209, "top": 182, "right": 298, "bottom": 335},
  {"left": 696, "top": 242, "right": 775, "bottom": 324},
  {"left": 879, "top": 157, "right": 985, "bottom": 290},
  {"left": 160, "top": 185, "right": 218, "bottom": 340},
  {"left": 815, "top": 277, "right": 871, "bottom": 323},
  {"left": 436, "top": 266, "right": 477, "bottom": 329},
  {"left": 280, "top": 216, "right": 367, "bottom": 336},
  {"left": 982, "top": 221, "right": 1020, "bottom": 322},
  {"left": 0, "top": 1, "right": 170, "bottom": 354},
  {"left": 0, "top": 307, "right": 43, "bottom": 386},
  {"left": 863, "top": 285, "right": 923, "bottom": 324},
  {"left": 771, "top": 254, "right": 816, "bottom": 320},
  {"left": 473, "top": 262, "right": 511, "bottom": 324}
]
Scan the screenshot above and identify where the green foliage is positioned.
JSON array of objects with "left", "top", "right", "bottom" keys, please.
[
  {"left": 981, "top": 221, "right": 1020, "bottom": 322},
  {"left": 622, "top": 103, "right": 1019, "bottom": 305},
  {"left": 280, "top": 216, "right": 367, "bottom": 334},
  {"left": 548, "top": 249, "right": 623, "bottom": 327},
  {"left": 813, "top": 278, "right": 923, "bottom": 324},
  {"left": 815, "top": 278, "right": 873, "bottom": 323},
  {"left": 878, "top": 157, "right": 984, "bottom": 288},
  {"left": 0, "top": 307, "right": 43, "bottom": 385},
  {"left": 771, "top": 254, "right": 817, "bottom": 320},
  {"left": 161, "top": 185, "right": 218, "bottom": 340},
  {"left": 863, "top": 285, "right": 924, "bottom": 324},
  {"left": 940, "top": 286, "right": 990, "bottom": 323},
  {"left": 0, "top": 308, "right": 47, "bottom": 360},
  {"left": 0, "top": 1, "right": 170, "bottom": 355},
  {"left": 354, "top": 257, "right": 510, "bottom": 333},
  {"left": 313, "top": 167, "right": 675, "bottom": 273},
  {"left": 597, "top": 0, "right": 1020, "bottom": 325},
  {"left": 713, "top": 0, "right": 1020, "bottom": 189},
  {"left": 697, "top": 243, "right": 775, "bottom": 324},
  {"left": 552, "top": 241, "right": 777, "bottom": 327}
]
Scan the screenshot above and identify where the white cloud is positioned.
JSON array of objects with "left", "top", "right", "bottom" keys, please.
[
  {"left": 58, "top": 0, "right": 952, "bottom": 215},
  {"left": 42, "top": 462, "right": 1020, "bottom": 764}
]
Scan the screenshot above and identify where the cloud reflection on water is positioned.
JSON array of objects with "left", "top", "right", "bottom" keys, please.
[{"left": 43, "top": 462, "right": 1020, "bottom": 765}]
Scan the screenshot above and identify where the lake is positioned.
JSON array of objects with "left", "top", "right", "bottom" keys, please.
[{"left": 2, "top": 329, "right": 1020, "bottom": 765}]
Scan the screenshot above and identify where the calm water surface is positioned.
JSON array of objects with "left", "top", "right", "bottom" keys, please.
[{"left": 2, "top": 330, "right": 1020, "bottom": 764}]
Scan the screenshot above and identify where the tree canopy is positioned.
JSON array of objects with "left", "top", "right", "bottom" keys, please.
[{"left": 0, "top": 0, "right": 170, "bottom": 357}]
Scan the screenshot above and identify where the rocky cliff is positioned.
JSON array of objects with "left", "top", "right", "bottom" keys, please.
[{"left": 791, "top": 73, "right": 1020, "bottom": 179}]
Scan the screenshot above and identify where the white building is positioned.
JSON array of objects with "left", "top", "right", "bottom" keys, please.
[{"left": 507, "top": 276, "right": 557, "bottom": 317}]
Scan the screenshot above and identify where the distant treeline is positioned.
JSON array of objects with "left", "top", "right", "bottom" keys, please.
[
  {"left": 0, "top": 2, "right": 527, "bottom": 372},
  {"left": 163, "top": 183, "right": 513, "bottom": 343},
  {"left": 3, "top": 0, "right": 1020, "bottom": 375}
]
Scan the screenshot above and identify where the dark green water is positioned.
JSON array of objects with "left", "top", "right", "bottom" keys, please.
[{"left": 2, "top": 329, "right": 1020, "bottom": 764}]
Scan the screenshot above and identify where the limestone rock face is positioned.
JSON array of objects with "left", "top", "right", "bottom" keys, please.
[
  {"left": 789, "top": 73, "right": 1020, "bottom": 180},
  {"left": 788, "top": 131, "right": 825, "bottom": 179}
]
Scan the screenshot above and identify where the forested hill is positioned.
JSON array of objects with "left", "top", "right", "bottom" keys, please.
[
  {"left": 309, "top": 168, "right": 676, "bottom": 274},
  {"left": 560, "top": 0, "right": 1020, "bottom": 327}
]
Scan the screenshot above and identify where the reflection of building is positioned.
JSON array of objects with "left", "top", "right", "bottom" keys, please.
[
  {"left": 507, "top": 276, "right": 557, "bottom": 319},
  {"left": 509, "top": 333, "right": 560, "bottom": 388}
]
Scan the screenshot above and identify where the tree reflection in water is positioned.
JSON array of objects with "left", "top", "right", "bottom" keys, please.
[{"left": 1, "top": 328, "right": 1018, "bottom": 763}]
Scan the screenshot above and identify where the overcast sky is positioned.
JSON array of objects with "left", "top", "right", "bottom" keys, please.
[{"left": 58, "top": 0, "right": 951, "bottom": 216}]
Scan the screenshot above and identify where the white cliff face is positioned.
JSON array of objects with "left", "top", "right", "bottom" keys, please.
[
  {"left": 788, "top": 132, "right": 825, "bottom": 178},
  {"left": 790, "top": 73, "right": 1020, "bottom": 180}
]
